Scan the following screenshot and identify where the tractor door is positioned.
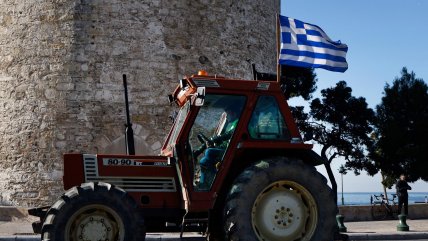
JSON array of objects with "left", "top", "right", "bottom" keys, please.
[{"left": 184, "top": 94, "right": 247, "bottom": 208}]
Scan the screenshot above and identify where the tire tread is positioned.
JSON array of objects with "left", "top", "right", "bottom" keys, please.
[
  {"left": 223, "top": 157, "right": 336, "bottom": 241},
  {"left": 40, "top": 182, "right": 146, "bottom": 241}
]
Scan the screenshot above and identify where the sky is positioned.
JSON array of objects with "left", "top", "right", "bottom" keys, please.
[{"left": 281, "top": 0, "right": 428, "bottom": 192}]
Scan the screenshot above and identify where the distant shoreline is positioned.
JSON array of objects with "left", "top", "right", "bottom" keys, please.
[{"left": 337, "top": 192, "right": 428, "bottom": 206}]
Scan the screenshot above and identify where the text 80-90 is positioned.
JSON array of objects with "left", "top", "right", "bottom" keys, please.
[
  {"left": 103, "top": 158, "right": 137, "bottom": 166},
  {"left": 102, "top": 158, "right": 167, "bottom": 166}
]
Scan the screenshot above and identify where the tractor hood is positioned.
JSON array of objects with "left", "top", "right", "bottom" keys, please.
[{"left": 63, "top": 153, "right": 176, "bottom": 192}]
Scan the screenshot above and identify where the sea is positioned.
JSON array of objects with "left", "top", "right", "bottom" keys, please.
[{"left": 337, "top": 192, "right": 428, "bottom": 206}]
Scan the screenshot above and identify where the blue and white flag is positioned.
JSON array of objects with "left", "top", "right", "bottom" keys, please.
[{"left": 279, "top": 15, "right": 348, "bottom": 72}]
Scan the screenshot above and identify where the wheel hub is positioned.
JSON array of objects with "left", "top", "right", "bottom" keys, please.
[
  {"left": 78, "top": 215, "right": 113, "bottom": 240},
  {"left": 65, "top": 205, "right": 124, "bottom": 241},
  {"left": 273, "top": 206, "right": 294, "bottom": 228},
  {"left": 252, "top": 181, "right": 317, "bottom": 241}
]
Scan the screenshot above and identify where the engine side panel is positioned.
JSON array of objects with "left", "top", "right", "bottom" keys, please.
[{"left": 63, "top": 154, "right": 182, "bottom": 209}]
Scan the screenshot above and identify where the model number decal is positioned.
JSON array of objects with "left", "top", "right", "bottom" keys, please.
[{"left": 102, "top": 158, "right": 167, "bottom": 166}]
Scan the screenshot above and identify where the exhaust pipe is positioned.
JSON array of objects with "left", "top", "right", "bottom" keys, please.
[{"left": 123, "top": 74, "right": 135, "bottom": 155}]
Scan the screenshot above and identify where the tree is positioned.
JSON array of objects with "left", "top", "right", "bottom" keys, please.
[
  {"left": 372, "top": 67, "right": 428, "bottom": 185},
  {"left": 280, "top": 66, "right": 318, "bottom": 140},
  {"left": 297, "top": 81, "right": 375, "bottom": 204},
  {"left": 253, "top": 65, "right": 317, "bottom": 100},
  {"left": 280, "top": 67, "right": 375, "bottom": 204},
  {"left": 280, "top": 65, "right": 318, "bottom": 100}
]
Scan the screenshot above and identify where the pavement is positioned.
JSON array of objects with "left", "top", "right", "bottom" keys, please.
[
  {"left": 1, "top": 207, "right": 428, "bottom": 240},
  {"left": 344, "top": 219, "right": 428, "bottom": 240}
]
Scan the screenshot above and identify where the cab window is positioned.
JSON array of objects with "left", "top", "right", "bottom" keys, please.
[
  {"left": 188, "top": 94, "right": 246, "bottom": 191},
  {"left": 248, "top": 95, "right": 290, "bottom": 140}
]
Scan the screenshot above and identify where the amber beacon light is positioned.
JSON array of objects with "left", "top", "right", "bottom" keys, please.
[{"left": 198, "top": 70, "right": 208, "bottom": 76}]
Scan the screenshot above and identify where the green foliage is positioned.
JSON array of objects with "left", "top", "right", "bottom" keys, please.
[
  {"left": 338, "top": 165, "right": 348, "bottom": 175},
  {"left": 291, "top": 80, "right": 375, "bottom": 204},
  {"left": 308, "top": 81, "right": 375, "bottom": 173},
  {"left": 291, "top": 80, "right": 375, "bottom": 171},
  {"left": 291, "top": 106, "right": 313, "bottom": 141},
  {"left": 280, "top": 66, "right": 317, "bottom": 100},
  {"left": 381, "top": 174, "right": 397, "bottom": 189},
  {"left": 373, "top": 67, "right": 428, "bottom": 183}
]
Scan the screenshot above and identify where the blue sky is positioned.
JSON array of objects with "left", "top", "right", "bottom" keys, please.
[{"left": 281, "top": 0, "right": 428, "bottom": 192}]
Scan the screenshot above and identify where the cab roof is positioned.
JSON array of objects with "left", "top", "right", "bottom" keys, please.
[
  {"left": 170, "top": 72, "right": 283, "bottom": 107},
  {"left": 189, "top": 74, "right": 282, "bottom": 92}
]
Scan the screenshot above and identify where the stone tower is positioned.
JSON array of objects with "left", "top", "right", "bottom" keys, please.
[{"left": 0, "top": 0, "right": 279, "bottom": 206}]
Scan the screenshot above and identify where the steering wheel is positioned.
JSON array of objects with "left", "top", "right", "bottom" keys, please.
[
  {"left": 193, "top": 133, "right": 214, "bottom": 159},
  {"left": 197, "top": 133, "right": 214, "bottom": 147}
]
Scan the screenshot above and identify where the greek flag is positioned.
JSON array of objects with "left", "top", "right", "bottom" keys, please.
[{"left": 279, "top": 15, "right": 348, "bottom": 72}]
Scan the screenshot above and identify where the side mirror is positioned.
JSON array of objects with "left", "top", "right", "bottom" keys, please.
[
  {"left": 194, "top": 87, "right": 205, "bottom": 106},
  {"left": 179, "top": 79, "right": 188, "bottom": 89},
  {"left": 168, "top": 94, "right": 174, "bottom": 104}
]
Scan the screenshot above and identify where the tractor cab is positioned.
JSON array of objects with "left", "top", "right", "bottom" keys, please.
[{"left": 160, "top": 71, "right": 315, "bottom": 211}]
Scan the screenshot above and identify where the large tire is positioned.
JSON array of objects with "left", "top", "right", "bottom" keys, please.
[
  {"left": 41, "top": 182, "right": 146, "bottom": 241},
  {"left": 224, "top": 157, "right": 336, "bottom": 241}
]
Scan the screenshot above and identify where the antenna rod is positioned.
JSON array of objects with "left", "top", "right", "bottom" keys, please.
[{"left": 123, "top": 74, "right": 135, "bottom": 155}]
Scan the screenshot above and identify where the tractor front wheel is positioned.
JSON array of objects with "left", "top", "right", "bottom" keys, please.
[
  {"left": 224, "top": 157, "right": 336, "bottom": 241},
  {"left": 41, "top": 182, "right": 145, "bottom": 241}
]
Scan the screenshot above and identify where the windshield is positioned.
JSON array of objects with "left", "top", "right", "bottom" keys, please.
[
  {"left": 188, "top": 94, "right": 246, "bottom": 191},
  {"left": 167, "top": 101, "right": 191, "bottom": 147}
]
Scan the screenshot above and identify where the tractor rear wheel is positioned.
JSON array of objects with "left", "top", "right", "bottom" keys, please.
[
  {"left": 41, "top": 182, "right": 145, "bottom": 241},
  {"left": 224, "top": 157, "right": 336, "bottom": 241}
]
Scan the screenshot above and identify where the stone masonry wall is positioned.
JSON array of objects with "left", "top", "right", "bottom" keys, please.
[
  {"left": 0, "top": 0, "right": 278, "bottom": 206},
  {"left": 0, "top": 0, "right": 76, "bottom": 206}
]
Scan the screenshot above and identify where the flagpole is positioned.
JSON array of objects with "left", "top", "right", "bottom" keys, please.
[{"left": 276, "top": 13, "right": 281, "bottom": 83}]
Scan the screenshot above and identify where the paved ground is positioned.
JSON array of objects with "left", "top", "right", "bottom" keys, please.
[
  {"left": 1, "top": 207, "right": 428, "bottom": 240},
  {"left": 345, "top": 219, "right": 428, "bottom": 240},
  {"left": 1, "top": 219, "right": 428, "bottom": 240}
]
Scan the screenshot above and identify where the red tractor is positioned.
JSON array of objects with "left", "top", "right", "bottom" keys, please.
[{"left": 29, "top": 71, "right": 336, "bottom": 241}]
